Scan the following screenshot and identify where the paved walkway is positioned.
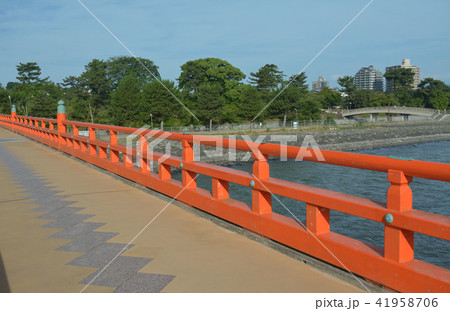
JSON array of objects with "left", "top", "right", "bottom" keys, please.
[{"left": 0, "top": 128, "right": 363, "bottom": 293}]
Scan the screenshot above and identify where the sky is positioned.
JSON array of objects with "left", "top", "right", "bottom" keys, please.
[{"left": 1, "top": 0, "right": 449, "bottom": 89}]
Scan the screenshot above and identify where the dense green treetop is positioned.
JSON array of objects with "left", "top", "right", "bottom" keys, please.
[
  {"left": 106, "top": 56, "right": 160, "bottom": 89},
  {"left": 110, "top": 74, "right": 142, "bottom": 126},
  {"left": 249, "top": 64, "right": 284, "bottom": 91},
  {"left": 16, "top": 62, "right": 48, "bottom": 84},
  {"left": 337, "top": 76, "right": 356, "bottom": 95},
  {"left": 6, "top": 82, "right": 19, "bottom": 90},
  {"left": 78, "top": 59, "right": 111, "bottom": 97},
  {"left": 288, "top": 72, "right": 308, "bottom": 93},
  {"left": 384, "top": 68, "right": 416, "bottom": 106},
  {"left": 317, "top": 87, "right": 342, "bottom": 108},
  {"left": 416, "top": 77, "right": 449, "bottom": 110},
  {"left": 178, "top": 58, "right": 245, "bottom": 97},
  {"left": 337, "top": 76, "right": 356, "bottom": 108},
  {"left": 384, "top": 68, "right": 414, "bottom": 91},
  {"left": 140, "top": 79, "right": 184, "bottom": 126}
]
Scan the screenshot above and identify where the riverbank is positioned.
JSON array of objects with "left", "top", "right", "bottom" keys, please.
[
  {"left": 148, "top": 120, "right": 450, "bottom": 165},
  {"left": 303, "top": 121, "right": 450, "bottom": 151}
]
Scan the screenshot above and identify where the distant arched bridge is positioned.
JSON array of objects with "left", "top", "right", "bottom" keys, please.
[{"left": 342, "top": 106, "right": 446, "bottom": 120}]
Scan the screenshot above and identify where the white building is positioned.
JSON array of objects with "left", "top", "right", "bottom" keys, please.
[
  {"left": 354, "top": 65, "right": 384, "bottom": 91},
  {"left": 312, "top": 76, "right": 329, "bottom": 92},
  {"left": 385, "top": 58, "right": 421, "bottom": 93}
]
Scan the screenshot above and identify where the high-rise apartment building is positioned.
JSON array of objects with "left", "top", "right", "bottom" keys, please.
[
  {"left": 354, "top": 65, "right": 384, "bottom": 91},
  {"left": 312, "top": 76, "right": 329, "bottom": 92},
  {"left": 385, "top": 58, "right": 421, "bottom": 93}
]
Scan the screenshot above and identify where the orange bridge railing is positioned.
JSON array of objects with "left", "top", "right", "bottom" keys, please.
[{"left": 0, "top": 104, "right": 449, "bottom": 293}]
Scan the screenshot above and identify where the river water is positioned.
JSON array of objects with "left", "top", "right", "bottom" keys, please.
[{"left": 173, "top": 140, "right": 450, "bottom": 269}]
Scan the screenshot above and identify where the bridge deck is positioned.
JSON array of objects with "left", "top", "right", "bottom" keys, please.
[{"left": 0, "top": 128, "right": 362, "bottom": 293}]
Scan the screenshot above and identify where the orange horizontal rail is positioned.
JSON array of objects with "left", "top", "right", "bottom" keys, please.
[
  {"left": 1, "top": 110, "right": 449, "bottom": 293},
  {"left": 60, "top": 120, "right": 450, "bottom": 182}
]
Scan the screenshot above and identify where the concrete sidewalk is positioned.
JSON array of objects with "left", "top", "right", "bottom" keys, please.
[{"left": 0, "top": 128, "right": 363, "bottom": 293}]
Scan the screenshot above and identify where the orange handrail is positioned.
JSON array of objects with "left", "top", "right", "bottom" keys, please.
[
  {"left": 1, "top": 110, "right": 449, "bottom": 293},
  {"left": 60, "top": 119, "right": 450, "bottom": 181}
]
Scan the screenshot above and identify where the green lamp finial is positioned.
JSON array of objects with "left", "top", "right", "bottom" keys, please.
[{"left": 57, "top": 100, "right": 65, "bottom": 114}]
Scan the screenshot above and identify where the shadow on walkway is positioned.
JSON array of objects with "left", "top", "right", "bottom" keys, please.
[{"left": 0, "top": 250, "right": 11, "bottom": 292}]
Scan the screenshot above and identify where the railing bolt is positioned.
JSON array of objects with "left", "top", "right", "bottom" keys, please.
[
  {"left": 180, "top": 163, "right": 183, "bottom": 168},
  {"left": 384, "top": 213, "right": 394, "bottom": 224},
  {"left": 250, "top": 180, "right": 255, "bottom": 187}
]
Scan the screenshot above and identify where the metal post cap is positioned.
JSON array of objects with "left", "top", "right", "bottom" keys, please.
[
  {"left": 384, "top": 213, "right": 394, "bottom": 224},
  {"left": 57, "top": 100, "right": 66, "bottom": 114}
]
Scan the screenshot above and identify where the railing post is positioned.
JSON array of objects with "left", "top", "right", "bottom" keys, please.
[
  {"left": 11, "top": 104, "right": 16, "bottom": 132},
  {"left": 88, "top": 127, "right": 96, "bottom": 156},
  {"left": 73, "top": 126, "right": 80, "bottom": 149},
  {"left": 307, "top": 204, "right": 330, "bottom": 235},
  {"left": 212, "top": 178, "right": 229, "bottom": 200},
  {"left": 251, "top": 151, "right": 271, "bottom": 214},
  {"left": 139, "top": 134, "right": 150, "bottom": 172},
  {"left": 98, "top": 142, "right": 107, "bottom": 159},
  {"left": 109, "top": 131, "right": 119, "bottom": 163},
  {"left": 384, "top": 169, "right": 414, "bottom": 263},
  {"left": 40, "top": 120, "right": 46, "bottom": 139},
  {"left": 57, "top": 100, "right": 66, "bottom": 151},
  {"left": 124, "top": 138, "right": 134, "bottom": 167},
  {"left": 158, "top": 162, "right": 171, "bottom": 180},
  {"left": 49, "top": 122, "right": 54, "bottom": 142},
  {"left": 181, "top": 133, "right": 196, "bottom": 188}
]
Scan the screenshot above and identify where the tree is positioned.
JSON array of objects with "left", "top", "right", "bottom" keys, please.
[
  {"left": 384, "top": 68, "right": 416, "bottom": 106},
  {"left": 16, "top": 62, "right": 48, "bottom": 84},
  {"left": 0, "top": 87, "right": 10, "bottom": 114},
  {"left": 178, "top": 58, "right": 245, "bottom": 99},
  {"left": 28, "top": 82, "right": 63, "bottom": 118},
  {"left": 371, "top": 91, "right": 396, "bottom": 107},
  {"left": 234, "top": 84, "right": 264, "bottom": 121},
  {"left": 12, "top": 61, "right": 51, "bottom": 115},
  {"left": 428, "top": 92, "right": 448, "bottom": 111},
  {"left": 299, "top": 93, "right": 322, "bottom": 120},
  {"left": 384, "top": 68, "right": 414, "bottom": 92},
  {"left": 415, "top": 78, "right": 449, "bottom": 110},
  {"left": 61, "top": 75, "right": 89, "bottom": 122},
  {"left": 110, "top": 74, "right": 142, "bottom": 126},
  {"left": 288, "top": 72, "right": 308, "bottom": 92},
  {"left": 6, "top": 82, "right": 19, "bottom": 90},
  {"left": 61, "top": 75, "right": 80, "bottom": 89},
  {"left": 337, "top": 76, "right": 356, "bottom": 108},
  {"left": 352, "top": 89, "right": 375, "bottom": 109},
  {"left": 317, "top": 87, "right": 341, "bottom": 108},
  {"left": 106, "top": 56, "right": 160, "bottom": 90},
  {"left": 337, "top": 76, "right": 356, "bottom": 95},
  {"left": 78, "top": 59, "right": 112, "bottom": 123},
  {"left": 195, "top": 83, "right": 226, "bottom": 125},
  {"left": 249, "top": 64, "right": 284, "bottom": 92},
  {"left": 270, "top": 83, "right": 304, "bottom": 126},
  {"left": 140, "top": 80, "right": 184, "bottom": 126}
]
